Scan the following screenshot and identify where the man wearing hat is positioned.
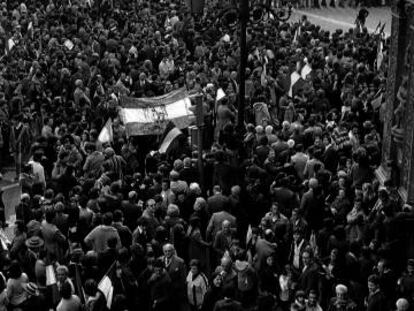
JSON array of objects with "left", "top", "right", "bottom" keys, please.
[
  {"left": 22, "top": 282, "right": 47, "bottom": 311},
  {"left": 25, "top": 235, "right": 44, "bottom": 252}
]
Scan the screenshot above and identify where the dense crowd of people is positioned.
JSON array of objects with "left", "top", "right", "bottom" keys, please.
[{"left": 0, "top": 0, "right": 411, "bottom": 310}]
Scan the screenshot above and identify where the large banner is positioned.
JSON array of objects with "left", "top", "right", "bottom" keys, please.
[{"left": 119, "top": 88, "right": 195, "bottom": 136}]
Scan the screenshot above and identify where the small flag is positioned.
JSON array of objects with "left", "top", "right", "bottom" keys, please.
[
  {"left": 216, "top": 88, "right": 226, "bottom": 101},
  {"left": 46, "top": 265, "right": 60, "bottom": 306},
  {"left": 301, "top": 63, "right": 312, "bottom": 80},
  {"left": 74, "top": 264, "right": 86, "bottom": 304},
  {"left": 288, "top": 71, "right": 301, "bottom": 97},
  {"left": 246, "top": 225, "right": 253, "bottom": 246},
  {"left": 159, "top": 122, "right": 182, "bottom": 154},
  {"left": 293, "top": 25, "right": 301, "bottom": 44},
  {"left": 27, "top": 22, "right": 34, "bottom": 39},
  {"left": 98, "top": 274, "right": 114, "bottom": 309},
  {"left": 98, "top": 118, "right": 113, "bottom": 143},
  {"left": 371, "top": 93, "right": 383, "bottom": 110},
  {"left": 5, "top": 38, "right": 15, "bottom": 55},
  {"left": 64, "top": 39, "right": 74, "bottom": 50}
]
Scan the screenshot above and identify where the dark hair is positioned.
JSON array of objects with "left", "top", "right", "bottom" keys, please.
[
  {"left": 103, "top": 212, "right": 113, "bottom": 225},
  {"left": 113, "top": 210, "right": 123, "bottom": 222},
  {"left": 60, "top": 282, "right": 72, "bottom": 299},
  {"left": 308, "top": 289, "right": 318, "bottom": 297},
  {"left": 84, "top": 279, "right": 98, "bottom": 296},
  {"left": 8, "top": 260, "right": 22, "bottom": 279},
  {"left": 189, "top": 259, "right": 201, "bottom": 269},
  {"left": 45, "top": 209, "right": 56, "bottom": 223},
  {"left": 15, "top": 220, "right": 25, "bottom": 233}
]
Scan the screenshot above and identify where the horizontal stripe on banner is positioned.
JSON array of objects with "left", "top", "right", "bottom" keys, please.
[
  {"left": 125, "top": 115, "right": 195, "bottom": 136},
  {"left": 121, "top": 88, "right": 189, "bottom": 108},
  {"left": 121, "top": 97, "right": 193, "bottom": 123}
]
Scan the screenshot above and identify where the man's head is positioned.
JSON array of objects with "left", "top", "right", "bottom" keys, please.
[
  {"left": 146, "top": 199, "right": 156, "bottom": 213},
  {"left": 367, "top": 274, "right": 380, "bottom": 294},
  {"left": 102, "top": 212, "right": 113, "bottom": 226},
  {"left": 163, "top": 243, "right": 175, "bottom": 259},
  {"left": 222, "top": 220, "right": 231, "bottom": 234},
  {"left": 307, "top": 290, "right": 318, "bottom": 306},
  {"left": 396, "top": 298, "right": 410, "bottom": 311},
  {"left": 56, "top": 265, "right": 69, "bottom": 283},
  {"left": 213, "top": 185, "right": 222, "bottom": 195},
  {"left": 335, "top": 284, "right": 348, "bottom": 301},
  {"left": 270, "top": 203, "right": 279, "bottom": 215},
  {"left": 302, "top": 250, "right": 312, "bottom": 267},
  {"left": 231, "top": 185, "right": 241, "bottom": 197}
]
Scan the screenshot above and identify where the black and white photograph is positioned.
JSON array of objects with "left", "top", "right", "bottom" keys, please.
[{"left": 0, "top": 0, "right": 411, "bottom": 311}]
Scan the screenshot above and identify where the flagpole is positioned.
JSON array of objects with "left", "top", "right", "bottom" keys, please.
[{"left": 195, "top": 95, "right": 205, "bottom": 194}]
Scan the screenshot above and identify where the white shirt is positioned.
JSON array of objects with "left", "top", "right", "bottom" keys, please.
[{"left": 28, "top": 160, "right": 46, "bottom": 187}]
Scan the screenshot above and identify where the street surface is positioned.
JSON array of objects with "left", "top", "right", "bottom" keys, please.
[{"left": 292, "top": 6, "right": 391, "bottom": 36}]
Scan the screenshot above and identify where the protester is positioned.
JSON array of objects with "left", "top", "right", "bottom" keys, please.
[{"left": 0, "top": 0, "right": 402, "bottom": 310}]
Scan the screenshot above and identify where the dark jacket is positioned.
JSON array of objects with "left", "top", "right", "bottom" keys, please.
[
  {"left": 366, "top": 290, "right": 387, "bottom": 311},
  {"left": 148, "top": 271, "right": 172, "bottom": 311},
  {"left": 213, "top": 298, "right": 243, "bottom": 311}
]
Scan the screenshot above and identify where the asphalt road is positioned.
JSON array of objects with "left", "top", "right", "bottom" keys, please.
[{"left": 292, "top": 6, "right": 391, "bottom": 36}]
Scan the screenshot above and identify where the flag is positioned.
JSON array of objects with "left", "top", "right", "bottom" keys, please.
[
  {"left": 27, "top": 22, "right": 34, "bottom": 39},
  {"left": 216, "top": 88, "right": 226, "bottom": 101},
  {"left": 301, "top": 63, "right": 312, "bottom": 80},
  {"left": 0, "top": 229, "right": 8, "bottom": 251},
  {"left": 74, "top": 264, "right": 86, "bottom": 304},
  {"left": 371, "top": 93, "right": 383, "bottom": 110},
  {"left": 64, "top": 39, "right": 74, "bottom": 50},
  {"left": 292, "top": 25, "right": 301, "bottom": 44},
  {"left": 5, "top": 38, "right": 15, "bottom": 55},
  {"left": 246, "top": 224, "right": 253, "bottom": 246},
  {"left": 46, "top": 265, "right": 60, "bottom": 306},
  {"left": 98, "top": 262, "right": 116, "bottom": 309},
  {"left": 288, "top": 71, "right": 301, "bottom": 97},
  {"left": 98, "top": 118, "right": 113, "bottom": 143},
  {"left": 120, "top": 88, "right": 194, "bottom": 136},
  {"left": 159, "top": 122, "right": 183, "bottom": 154},
  {"left": 376, "top": 39, "right": 384, "bottom": 71}
]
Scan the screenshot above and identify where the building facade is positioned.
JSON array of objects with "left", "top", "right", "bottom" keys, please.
[{"left": 378, "top": 0, "right": 414, "bottom": 204}]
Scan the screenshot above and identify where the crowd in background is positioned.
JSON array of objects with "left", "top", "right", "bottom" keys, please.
[{"left": 0, "top": 0, "right": 411, "bottom": 311}]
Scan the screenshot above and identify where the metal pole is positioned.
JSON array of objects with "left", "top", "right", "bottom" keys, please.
[
  {"left": 237, "top": 0, "right": 248, "bottom": 133},
  {"left": 195, "top": 95, "right": 205, "bottom": 193}
]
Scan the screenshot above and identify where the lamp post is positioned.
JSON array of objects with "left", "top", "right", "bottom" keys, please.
[
  {"left": 219, "top": 0, "right": 293, "bottom": 132},
  {"left": 238, "top": 0, "right": 249, "bottom": 132}
]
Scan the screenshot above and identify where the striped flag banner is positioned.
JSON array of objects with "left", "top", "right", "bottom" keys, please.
[
  {"left": 159, "top": 123, "right": 183, "bottom": 154},
  {"left": 119, "top": 88, "right": 195, "bottom": 136},
  {"left": 98, "top": 261, "right": 116, "bottom": 309},
  {"left": 98, "top": 118, "right": 113, "bottom": 143},
  {"left": 46, "top": 265, "right": 60, "bottom": 306}
]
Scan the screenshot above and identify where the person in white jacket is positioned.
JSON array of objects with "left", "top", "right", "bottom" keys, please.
[{"left": 186, "top": 259, "right": 209, "bottom": 311}]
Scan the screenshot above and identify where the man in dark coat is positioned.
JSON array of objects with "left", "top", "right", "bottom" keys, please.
[
  {"left": 112, "top": 209, "right": 132, "bottom": 248},
  {"left": 213, "top": 287, "right": 243, "bottom": 311},
  {"left": 207, "top": 185, "right": 230, "bottom": 217},
  {"left": 160, "top": 243, "right": 187, "bottom": 311},
  {"left": 148, "top": 259, "right": 172, "bottom": 311},
  {"left": 298, "top": 250, "right": 320, "bottom": 295},
  {"left": 366, "top": 274, "right": 387, "bottom": 311}
]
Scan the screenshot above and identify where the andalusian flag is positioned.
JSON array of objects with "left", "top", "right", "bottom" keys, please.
[{"left": 98, "top": 118, "right": 113, "bottom": 143}]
